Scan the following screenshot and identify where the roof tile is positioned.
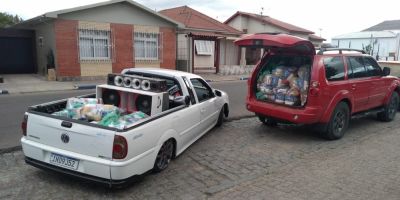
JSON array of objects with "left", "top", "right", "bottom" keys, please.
[{"left": 159, "top": 6, "right": 242, "bottom": 35}]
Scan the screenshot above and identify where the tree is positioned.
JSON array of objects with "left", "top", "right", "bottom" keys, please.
[{"left": 0, "top": 12, "right": 23, "bottom": 28}]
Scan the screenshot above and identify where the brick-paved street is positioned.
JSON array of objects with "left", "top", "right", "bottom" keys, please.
[{"left": 1, "top": 116, "right": 400, "bottom": 200}]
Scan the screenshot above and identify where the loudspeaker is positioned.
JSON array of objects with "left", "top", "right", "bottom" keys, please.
[
  {"left": 96, "top": 84, "right": 169, "bottom": 116},
  {"left": 107, "top": 74, "right": 167, "bottom": 92}
]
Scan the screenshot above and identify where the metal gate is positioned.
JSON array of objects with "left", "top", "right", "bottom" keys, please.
[{"left": 0, "top": 29, "right": 35, "bottom": 74}]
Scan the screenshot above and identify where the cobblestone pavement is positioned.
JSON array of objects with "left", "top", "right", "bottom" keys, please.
[{"left": 1, "top": 116, "right": 400, "bottom": 200}]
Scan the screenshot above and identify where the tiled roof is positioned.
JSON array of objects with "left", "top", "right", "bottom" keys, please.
[
  {"left": 224, "top": 11, "right": 314, "bottom": 34},
  {"left": 159, "top": 6, "right": 242, "bottom": 35},
  {"left": 363, "top": 20, "right": 400, "bottom": 31}
]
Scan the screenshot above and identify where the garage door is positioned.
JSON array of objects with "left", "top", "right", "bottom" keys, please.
[{"left": 0, "top": 29, "right": 35, "bottom": 74}]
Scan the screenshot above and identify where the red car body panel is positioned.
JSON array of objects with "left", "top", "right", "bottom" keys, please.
[{"left": 237, "top": 33, "right": 400, "bottom": 125}]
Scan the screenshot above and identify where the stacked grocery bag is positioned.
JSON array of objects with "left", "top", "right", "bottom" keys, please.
[
  {"left": 52, "top": 98, "right": 148, "bottom": 129},
  {"left": 256, "top": 65, "right": 310, "bottom": 106}
]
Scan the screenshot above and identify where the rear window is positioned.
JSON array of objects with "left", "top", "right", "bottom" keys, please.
[
  {"left": 323, "top": 56, "right": 345, "bottom": 81},
  {"left": 255, "top": 55, "right": 312, "bottom": 107}
]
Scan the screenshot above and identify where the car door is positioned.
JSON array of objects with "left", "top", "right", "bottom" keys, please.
[
  {"left": 346, "top": 56, "right": 371, "bottom": 112},
  {"left": 190, "top": 78, "right": 219, "bottom": 132},
  {"left": 364, "top": 57, "right": 386, "bottom": 108},
  {"left": 173, "top": 77, "right": 202, "bottom": 148}
]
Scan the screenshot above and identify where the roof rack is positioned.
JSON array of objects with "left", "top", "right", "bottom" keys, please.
[{"left": 317, "top": 48, "right": 366, "bottom": 55}]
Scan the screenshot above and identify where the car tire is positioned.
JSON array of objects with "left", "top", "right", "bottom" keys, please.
[
  {"left": 216, "top": 107, "right": 225, "bottom": 127},
  {"left": 153, "top": 140, "right": 174, "bottom": 173},
  {"left": 322, "top": 102, "right": 350, "bottom": 140},
  {"left": 258, "top": 115, "right": 278, "bottom": 127},
  {"left": 377, "top": 92, "right": 399, "bottom": 122}
]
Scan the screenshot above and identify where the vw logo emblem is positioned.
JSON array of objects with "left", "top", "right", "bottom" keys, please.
[{"left": 61, "top": 133, "right": 70, "bottom": 143}]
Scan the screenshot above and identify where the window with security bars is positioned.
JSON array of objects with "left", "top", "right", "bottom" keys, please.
[
  {"left": 79, "top": 29, "right": 111, "bottom": 60},
  {"left": 134, "top": 32, "right": 162, "bottom": 61}
]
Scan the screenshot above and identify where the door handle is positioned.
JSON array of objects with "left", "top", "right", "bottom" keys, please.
[
  {"left": 200, "top": 108, "right": 206, "bottom": 113},
  {"left": 351, "top": 84, "right": 356, "bottom": 90}
]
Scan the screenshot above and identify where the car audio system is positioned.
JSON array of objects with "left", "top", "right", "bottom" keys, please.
[
  {"left": 97, "top": 84, "right": 169, "bottom": 116},
  {"left": 107, "top": 73, "right": 167, "bottom": 93}
]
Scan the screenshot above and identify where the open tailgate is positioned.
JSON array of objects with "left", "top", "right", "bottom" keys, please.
[{"left": 235, "top": 33, "right": 315, "bottom": 55}]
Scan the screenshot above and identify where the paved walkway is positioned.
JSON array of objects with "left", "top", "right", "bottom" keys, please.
[{"left": 0, "top": 73, "right": 249, "bottom": 94}]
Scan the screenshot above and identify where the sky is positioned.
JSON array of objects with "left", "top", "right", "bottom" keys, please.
[{"left": 1, "top": 0, "right": 400, "bottom": 42}]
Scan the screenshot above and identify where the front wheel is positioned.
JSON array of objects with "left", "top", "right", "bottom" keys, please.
[
  {"left": 153, "top": 140, "right": 174, "bottom": 173},
  {"left": 377, "top": 92, "right": 399, "bottom": 122},
  {"left": 321, "top": 102, "right": 350, "bottom": 140}
]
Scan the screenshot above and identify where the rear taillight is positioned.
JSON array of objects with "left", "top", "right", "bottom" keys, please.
[
  {"left": 309, "top": 81, "right": 320, "bottom": 96},
  {"left": 113, "top": 135, "right": 128, "bottom": 159},
  {"left": 21, "top": 114, "right": 28, "bottom": 136}
]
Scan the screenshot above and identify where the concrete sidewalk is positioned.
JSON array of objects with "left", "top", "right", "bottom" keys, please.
[{"left": 0, "top": 73, "right": 249, "bottom": 95}]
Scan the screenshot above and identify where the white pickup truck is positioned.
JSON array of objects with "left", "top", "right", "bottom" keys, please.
[{"left": 21, "top": 68, "right": 229, "bottom": 187}]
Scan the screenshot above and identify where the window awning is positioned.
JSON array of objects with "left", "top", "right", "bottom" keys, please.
[
  {"left": 194, "top": 40, "right": 214, "bottom": 55},
  {"left": 189, "top": 32, "right": 223, "bottom": 38}
]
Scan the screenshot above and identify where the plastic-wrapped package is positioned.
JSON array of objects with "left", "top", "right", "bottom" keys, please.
[
  {"left": 101, "top": 111, "right": 149, "bottom": 129},
  {"left": 66, "top": 98, "right": 102, "bottom": 110},
  {"left": 81, "top": 104, "right": 119, "bottom": 121},
  {"left": 52, "top": 107, "right": 85, "bottom": 120}
]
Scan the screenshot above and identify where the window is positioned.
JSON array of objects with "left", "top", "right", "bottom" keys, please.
[
  {"left": 190, "top": 78, "right": 214, "bottom": 102},
  {"left": 323, "top": 56, "right": 345, "bottom": 81},
  {"left": 364, "top": 57, "right": 382, "bottom": 77},
  {"left": 194, "top": 40, "right": 214, "bottom": 55},
  {"left": 79, "top": 29, "right": 111, "bottom": 60},
  {"left": 347, "top": 57, "right": 367, "bottom": 79},
  {"left": 134, "top": 32, "right": 161, "bottom": 61}
]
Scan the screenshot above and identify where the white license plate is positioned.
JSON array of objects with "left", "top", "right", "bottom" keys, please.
[{"left": 49, "top": 153, "right": 79, "bottom": 170}]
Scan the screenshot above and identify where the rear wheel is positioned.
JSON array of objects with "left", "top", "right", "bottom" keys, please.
[
  {"left": 258, "top": 115, "right": 278, "bottom": 127},
  {"left": 153, "top": 140, "right": 174, "bottom": 173},
  {"left": 321, "top": 102, "right": 350, "bottom": 140},
  {"left": 377, "top": 92, "right": 399, "bottom": 122}
]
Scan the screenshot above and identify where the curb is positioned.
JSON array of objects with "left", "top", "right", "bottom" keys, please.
[
  {"left": 0, "top": 89, "right": 9, "bottom": 95},
  {"left": 74, "top": 84, "right": 96, "bottom": 90},
  {"left": 0, "top": 145, "right": 21, "bottom": 154}
]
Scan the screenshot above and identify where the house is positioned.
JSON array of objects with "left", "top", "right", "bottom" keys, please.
[
  {"left": 224, "top": 11, "right": 325, "bottom": 65},
  {"left": 10, "top": 0, "right": 181, "bottom": 80},
  {"left": 159, "top": 6, "right": 242, "bottom": 73},
  {"left": 332, "top": 20, "right": 400, "bottom": 61}
]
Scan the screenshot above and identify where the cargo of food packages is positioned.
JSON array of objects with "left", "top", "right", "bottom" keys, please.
[
  {"left": 53, "top": 97, "right": 149, "bottom": 129},
  {"left": 97, "top": 111, "right": 149, "bottom": 129},
  {"left": 256, "top": 65, "right": 309, "bottom": 106}
]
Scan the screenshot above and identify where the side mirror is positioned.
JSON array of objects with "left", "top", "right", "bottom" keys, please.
[
  {"left": 383, "top": 67, "right": 391, "bottom": 76},
  {"left": 214, "top": 90, "right": 222, "bottom": 97},
  {"left": 184, "top": 96, "right": 190, "bottom": 105}
]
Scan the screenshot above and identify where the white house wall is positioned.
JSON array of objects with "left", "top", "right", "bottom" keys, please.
[
  {"left": 331, "top": 37, "right": 398, "bottom": 60},
  {"left": 219, "top": 39, "right": 239, "bottom": 66}
]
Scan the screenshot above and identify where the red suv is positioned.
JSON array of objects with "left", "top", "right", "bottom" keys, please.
[{"left": 236, "top": 33, "right": 400, "bottom": 140}]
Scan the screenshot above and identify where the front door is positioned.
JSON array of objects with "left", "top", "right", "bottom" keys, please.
[
  {"left": 190, "top": 78, "right": 219, "bottom": 131},
  {"left": 346, "top": 56, "right": 371, "bottom": 112}
]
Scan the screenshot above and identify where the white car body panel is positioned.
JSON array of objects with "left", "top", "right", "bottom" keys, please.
[{"left": 21, "top": 68, "right": 229, "bottom": 184}]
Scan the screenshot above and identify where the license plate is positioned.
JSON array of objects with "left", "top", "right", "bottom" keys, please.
[{"left": 49, "top": 153, "right": 79, "bottom": 170}]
